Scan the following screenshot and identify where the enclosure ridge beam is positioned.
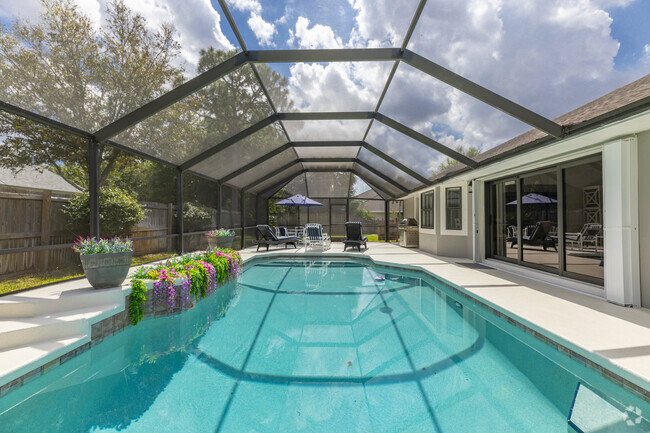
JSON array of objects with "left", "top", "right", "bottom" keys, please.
[
  {"left": 278, "top": 112, "right": 375, "bottom": 121},
  {"left": 402, "top": 50, "right": 564, "bottom": 138},
  {"left": 361, "top": 142, "right": 432, "bottom": 186},
  {"left": 355, "top": 160, "right": 409, "bottom": 193},
  {"left": 247, "top": 48, "right": 403, "bottom": 64},
  {"left": 94, "top": 52, "right": 249, "bottom": 142},
  {"left": 217, "top": 0, "right": 248, "bottom": 52},
  {"left": 180, "top": 114, "right": 279, "bottom": 170},
  {"left": 291, "top": 141, "right": 363, "bottom": 147},
  {"left": 375, "top": 113, "right": 479, "bottom": 168}
]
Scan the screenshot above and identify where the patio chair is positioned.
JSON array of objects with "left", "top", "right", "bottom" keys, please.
[
  {"left": 566, "top": 223, "right": 602, "bottom": 250},
  {"left": 276, "top": 226, "right": 288, "bottom": 237},
  {"left": 507, "top": 221, "right": 557, "bottom": 251},
  {"left": 303, "top": 223, "right": 331, "bottom": 251},
  {"left": 343, "top": 222, "right": 368, "bottom": 252},
  {"left": 256, "top": 225, "right": 300, "bottom": 251}
]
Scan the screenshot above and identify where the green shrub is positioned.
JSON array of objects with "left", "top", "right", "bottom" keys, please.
[
  {"left": 62, "top": 187, "right": 145, "bottom": 237},
  {"left": 182, "top": 201, "right": 214, "bottom": 232}
]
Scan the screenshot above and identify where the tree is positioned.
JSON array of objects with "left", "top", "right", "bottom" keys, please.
[
  {"left": 0, "top": 0, "right": 184, "bottom": 189},
  {"left": 62, "top": 186, "right": 145, "bottom": 237},
  {"left": 434, "top": 145, "right": 481, "bottom": 176}
]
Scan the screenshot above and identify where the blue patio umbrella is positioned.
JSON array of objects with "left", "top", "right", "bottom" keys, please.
[
  {"left": 274, "top": 194, "right": 323, "bottom": 207},
  {"left": 507, "top": 193, "right": 557, "bottom": 205}
]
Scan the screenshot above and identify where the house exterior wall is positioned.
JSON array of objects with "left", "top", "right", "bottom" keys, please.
[
  {"left": 403, "top": 108, "right": 650, "bottom": 305},
  {"left": 638, "top": 130, "right": 650, "bottom": 308},
  {"left": 416, "top": 185, "right": 473, "bottom": 259}
]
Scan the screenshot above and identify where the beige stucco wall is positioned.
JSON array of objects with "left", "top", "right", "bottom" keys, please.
[
  {"left": 638, "top": 130, "right": 650, "bottom": 308},
  {"left": 416, "top": 186, "right": 473, "bottom": 259}
]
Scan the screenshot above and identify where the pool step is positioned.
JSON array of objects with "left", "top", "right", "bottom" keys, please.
[
  {"left": 0, "top": 303, "right": 121, "bottom": 351},
  {"left": 0, "top": 281, "right": 127, "bottom": 318},
  {"left": 0, "top": 334, "right": 89, "bottom": 394}
]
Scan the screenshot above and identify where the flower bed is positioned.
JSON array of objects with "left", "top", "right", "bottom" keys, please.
[{"left": 128, "top": 248, "right": 242, "bottom": 325}]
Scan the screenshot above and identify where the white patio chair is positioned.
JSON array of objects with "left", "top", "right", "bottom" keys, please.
[{"left": 303, "top": 223, "right": 331, "bottom": 251}]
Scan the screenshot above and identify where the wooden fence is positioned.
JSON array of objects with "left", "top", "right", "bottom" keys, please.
[{"left": 0, "top": 189, "right": 178, "bottom": 277}]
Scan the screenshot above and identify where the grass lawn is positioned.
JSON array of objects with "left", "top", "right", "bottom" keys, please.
[
  {"left": 0, "top": 252, "right": 174, "bottom": 296},
  {"left": 366, "top": 234, "right": 380, "bottom": 242}
]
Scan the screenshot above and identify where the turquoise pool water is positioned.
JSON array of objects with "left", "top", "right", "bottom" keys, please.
[{"left": 0, "top": 259, "right": 648, "bottom": 432}]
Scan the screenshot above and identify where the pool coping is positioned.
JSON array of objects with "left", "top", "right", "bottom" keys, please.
[{"left": 241, "top": 251, "right": 650, "bottom": 403}]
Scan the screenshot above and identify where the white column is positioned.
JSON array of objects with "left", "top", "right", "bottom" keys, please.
[
  {"left": 602, "top": 136, "right": 640, "bottom": 306},
  {"left": 472, "top": 180, "right": 484, "bottom": 262}
]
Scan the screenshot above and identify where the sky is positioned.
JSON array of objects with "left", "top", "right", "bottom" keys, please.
[{"left": 1, "top": 0, "right": 649, "bottom": 178}]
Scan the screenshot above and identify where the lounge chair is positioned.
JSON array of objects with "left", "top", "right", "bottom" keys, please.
[
  {"left": 256, "top": 225, "right": 300, "bottom": 251},
  {"left": 507, "top": 221, "right": 557, "bottom": 251},
  {"left": 343, "top": 222, "right": 368, "bottom": 251},
  {"left": 303, "top": 223, "right": 331, "bottom": 251},
  {"left": 566, "top": 223, "right": 601, "bottom": 250}
]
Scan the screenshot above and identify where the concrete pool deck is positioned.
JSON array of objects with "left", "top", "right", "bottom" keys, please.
[
  {"left": 1, "top": 242, "right": 649, "bottom": 401},
  {"left": 240, "top": 242, "right": 650, "bottom": 398}
]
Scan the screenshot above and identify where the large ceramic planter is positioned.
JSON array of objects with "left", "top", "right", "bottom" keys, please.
[
  {"left": 207, "top": 235, "right": 235, "bottom": 249},
  {"left": 80, "top": 251, "right": 133, "bottom": 289}
]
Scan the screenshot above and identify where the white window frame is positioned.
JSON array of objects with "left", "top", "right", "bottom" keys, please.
[{"left": 441, "top": 183, "right": 468, "bottom": 236}]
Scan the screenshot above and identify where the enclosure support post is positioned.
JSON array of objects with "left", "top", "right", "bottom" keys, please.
[
  {"left": 88, "top": 140, "right": 100, "bottom": 238},
  {"left": 385, "top": 200, "right": 390, "bottom": 242},
  {"left": 216, "top": 182, "right": 222, "bottom": 229},
  {"left": 240, "top": 190, "right": 246, "bottom": 250},
  {"left": 177, "top": 168, "right": 184, "bottom": 254}
]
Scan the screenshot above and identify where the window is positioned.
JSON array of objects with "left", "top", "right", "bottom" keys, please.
[
  {"left": 445, "top": 187, "right": 462, "bottom": 230},
  {"left": 420, "top": 191, "right": 434, "bottom": 229}
]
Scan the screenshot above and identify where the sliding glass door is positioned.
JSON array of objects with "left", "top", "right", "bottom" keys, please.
[{"left": 485, "top": 156, "right": 603, "bottom": 285}]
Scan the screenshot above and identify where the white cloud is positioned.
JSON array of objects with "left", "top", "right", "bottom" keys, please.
[
  {"left": 248, "top": 12, "right": 276, "bottom": 46},
  {"left": 290, "top": 16, "right": 343, "bottom": 49},
  {"left": 359, "top": 0, "right": 650, "bottom": 165},
  {"left": 226, "top": 0, "right": 261, "bottom": 14},
  {"left": 123, "top": 0, "right": 234, "bottom": 69}
]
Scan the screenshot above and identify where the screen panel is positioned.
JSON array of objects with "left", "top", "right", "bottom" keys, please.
[
  {"left": 0, "top": 1, "right": 241, "bottom": 132},
  {"left": 112, "top": 64, "right": 274, "bottom": 165},
  {"left": 357, "top": 148, "right": 423, "bottom": 189},
  {"left": 305, "top": 172, "right": 353, "bottom": 197},
  {"left": 302, "top": 162, "right": 355, "bottom": 170},
  {"left": 283, "top": 120, "right": 369, "bottom": 141},
  {"left": 352, "top": 163, "right": 401, "bottom": 198},
  {"left": 294, "top": 146, "right": 361, "bottom": 159},
  {"left": 226, "top": 148, "right": 298, "bottom": 189},
  {"left": 366, "top": 121, "right": 451, "bottom": 181},
  {"left": 248, "top": 164, "right": 304, "bottom": 195},
  {"left": 258, "top": 62, "right": 392, "bottom": 112},
  {"left": 189, "top": 123, "right": 287, "bottom": 179}
]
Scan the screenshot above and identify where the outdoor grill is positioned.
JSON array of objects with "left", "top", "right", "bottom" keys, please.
[{"left": 399, "top": 218, "right": 419, "bottom": 248}]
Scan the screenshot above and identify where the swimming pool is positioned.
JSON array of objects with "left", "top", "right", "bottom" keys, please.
[{"left": 0, "top": 258, "right": 648, "bottom": 432}]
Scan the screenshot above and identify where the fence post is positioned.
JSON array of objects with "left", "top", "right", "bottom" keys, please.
[
  {"left": 385, "top": 200, "right": 390, "bottom": 242},
  {"left": 240, "top": 190, "right": 246, "bottom": 250},
  {"left": 167, "top": 202, "right": 173, "bottom": 252},
  {"left": 177, "top": 168, "right": 184, "bottom": 254},
  {"left": 216, "top": 182, "right": 222, "bottom": 228},
  {"left": 88, "top": 140, "right": 100, "bottom": 238},
  {"left": 40, "top": 190, "right": 52, "bottom": 271}
]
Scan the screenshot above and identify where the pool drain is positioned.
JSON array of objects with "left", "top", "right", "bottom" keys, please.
[{"left": 380, "top": 306, "right": 393, "bottom": 314}]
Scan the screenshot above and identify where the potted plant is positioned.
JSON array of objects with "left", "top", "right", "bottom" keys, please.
[
  {"left": 206, "top": 229, "right": 235, "bottom": 249},
  {"left": 73, "top": 237, "right": 133, "bottom": 289}
]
